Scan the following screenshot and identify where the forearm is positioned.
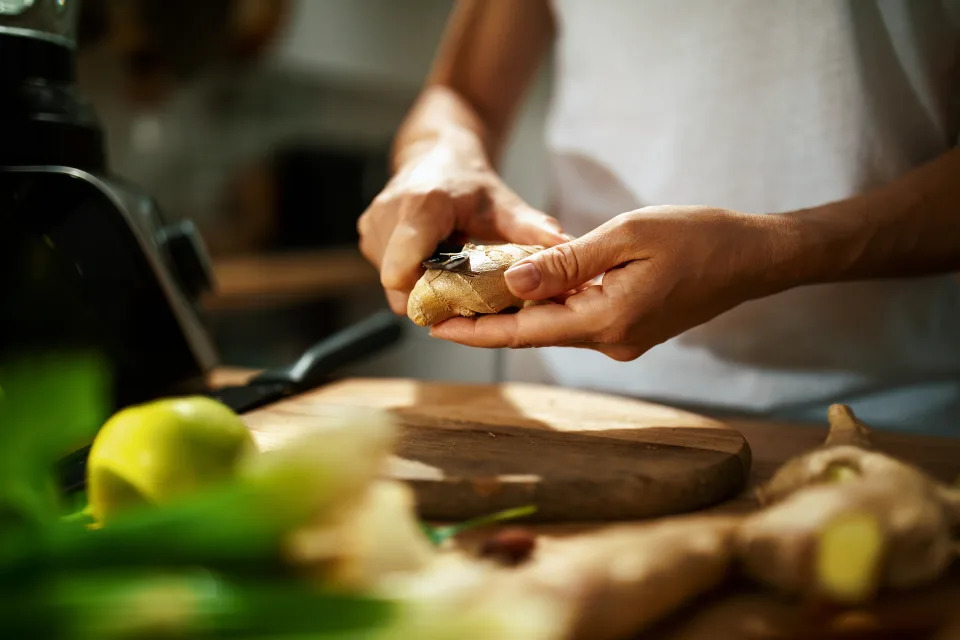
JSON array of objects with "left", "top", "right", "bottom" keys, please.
[
  {"left": 391, "top": 86, "right": 493, "bottom": 173},
  {"left": 390, "top": 0, "right": 554, "bottom": 174},
  {"left": 766, "top": 148, "right": 960, "bottom": 291}
]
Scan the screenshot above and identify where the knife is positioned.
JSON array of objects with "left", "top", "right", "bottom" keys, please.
[
  {"left": 57, "top": 310, "right": 404, "bottom": 494},
  {"left": 210, "top": 310, "right": 403, "bottom": 413}
]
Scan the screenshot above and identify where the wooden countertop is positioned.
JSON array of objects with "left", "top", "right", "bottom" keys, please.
[
  {"left": 211, "top": 368, "right": 960, "bottom": 638},
  {"left": 715, "top": 415, "right": 959, "bottom": 511}
]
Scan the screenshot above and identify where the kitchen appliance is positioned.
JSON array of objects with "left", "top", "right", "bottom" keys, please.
[{"left": 1, "top": 0, "right": 218, "bottom": 407}]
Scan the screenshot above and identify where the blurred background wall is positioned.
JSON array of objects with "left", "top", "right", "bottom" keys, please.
[{"left": 75, "top": 0, "right": 553, "bottom": 382}]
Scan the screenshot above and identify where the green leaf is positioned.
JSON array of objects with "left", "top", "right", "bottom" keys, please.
[
  {"left": 422, "top": 505, "right": 537, "bottom": 546},
  {"left": 60, "top": 505, "right": 94, "bottom": 527},
  {"left": 60, "top": 491, "right": 89, "bottom": 520},
  {"left": 0, "top": 569, "right": 397, "bottom": 639},
  {"left": 25, "top": 457, "right": 355, "bottom": 576},
  {"left": 0, "top": 352, "right": 109, "bottom": 530},
  {"left": 0, "top": 353, "right": 110, "bottom": 463},
  {"left": 33, "top": 486, "right": 283, "bottom": 575}
]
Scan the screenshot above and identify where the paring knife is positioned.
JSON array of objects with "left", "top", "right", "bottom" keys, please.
[{"left": 57, "top": 310, "right": 404, "bottom": 494}]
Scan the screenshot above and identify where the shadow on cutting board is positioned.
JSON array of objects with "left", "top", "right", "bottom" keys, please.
[{"left": 243, "top": 378, "right": 752, "bottom": 523}]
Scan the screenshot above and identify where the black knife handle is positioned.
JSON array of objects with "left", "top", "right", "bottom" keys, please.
[{"left": 252, "top": 310, "right": 403, "bottom": 390}]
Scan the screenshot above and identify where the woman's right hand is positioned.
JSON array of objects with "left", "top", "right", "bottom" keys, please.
[{"left": 358, "top": 140, "right": 569, "bottom": 315}]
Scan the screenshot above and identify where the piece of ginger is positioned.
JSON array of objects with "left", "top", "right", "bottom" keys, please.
[
  {"left": 736, "top": 404, "right": 960, "bottom": 602},
  {"left": 407, "top": 243, "right": 543, "bottom": 327}
]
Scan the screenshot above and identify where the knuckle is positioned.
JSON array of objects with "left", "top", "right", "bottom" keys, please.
[
  {"left": 370, "top": 191, "right": 396, "bottom": 213},
  {"left": 506, "top": 332, "right": 533, "bottom": 349},
  {"left": 372, "top": 188, "right": 394, "bottom": 204},
  {"left": 506, "top": 319, "right": 537, "bottom": 349},
  {"left": 539, "top": 243, "right": 583, "bottom": 283},
  {"left": 418, "top": 187, "right": 453, "bottom": 209},
  {"left": 400, "top": 188, "right": 455, "bottom": 223},
  {"left": 357, "top": 210, "right": 373, "bottom": 236},
  {"left": 380, "top": 271, "right": 405, "bottom": 292},
  {"left": 367, "top": 186, "right": 455, "bottom": 225},
  {"left": 613, "top": 211, "right": 643, "bottom": 236},
  {"left": 368, "top": 195, "right": 395, "bottom": 216},
  {"left": 358, "top": 196, "right": 395, "bottom": 236}
]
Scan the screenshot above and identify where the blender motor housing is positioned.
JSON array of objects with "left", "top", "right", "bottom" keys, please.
[{"left": 1, "top": 0, "right": 219, "bottom": 409}]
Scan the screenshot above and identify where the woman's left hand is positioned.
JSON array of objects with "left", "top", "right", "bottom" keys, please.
[{"left": 430, "top": 206, "right": 788, "bottom": 361}]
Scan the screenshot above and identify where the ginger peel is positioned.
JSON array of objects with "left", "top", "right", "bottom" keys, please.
[{"left": 407, "top": 243, "right": 543, "bottom": 327}]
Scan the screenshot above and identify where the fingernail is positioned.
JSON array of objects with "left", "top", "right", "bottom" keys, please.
[
  {"left": 560, "top": 233, "right": 576, "bottom": 241},
  {"left": 505, "top": 262, "right": 541, "bottom": 294}
]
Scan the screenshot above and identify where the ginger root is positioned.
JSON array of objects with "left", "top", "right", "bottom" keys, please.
[
  {"left": 456, "top": 404, "right": 959, "bottom": 635},
  {"left": 503, "top": 516, "right": 741, "bottom": 640},
  {"left": 407, "top": 243, "right": 542, "bottom": 327},
  {"left": 736, "top": 404, "right": 960, "bottom": 603}
]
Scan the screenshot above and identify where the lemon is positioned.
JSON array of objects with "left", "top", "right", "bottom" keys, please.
[{"left": 88, "top": 396, "right": 255, "bottom": 521}]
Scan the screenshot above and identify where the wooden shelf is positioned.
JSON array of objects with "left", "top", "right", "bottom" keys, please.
[{"left": 203, "top": 247, "right": 380, "bottom": 311}]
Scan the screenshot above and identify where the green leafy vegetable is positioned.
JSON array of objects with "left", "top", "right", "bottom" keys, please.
[
  {"left": 60, "top": 492, "right": 93, "bottom": 525},
  {"left": 0, "top": 353, "right": 108, "bottom": 537},
  {"left": 0, "top": 353, "right": 553, "bottom": 639},
  {"left": 0, "top": 569, "right": 397, "bottom": 640}
]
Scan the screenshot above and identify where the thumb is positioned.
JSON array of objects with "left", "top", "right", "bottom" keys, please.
[{"left": 504, "top": 224, "right": 631, "bottom": 300}]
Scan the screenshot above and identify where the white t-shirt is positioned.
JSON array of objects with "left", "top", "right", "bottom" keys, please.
[{"left": 506, "top": 0, "right": 960, "bottom": 434}]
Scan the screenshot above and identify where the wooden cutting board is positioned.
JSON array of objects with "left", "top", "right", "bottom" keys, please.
[{"left": 243, "top": 378, "right": 751, "bottom": 522}]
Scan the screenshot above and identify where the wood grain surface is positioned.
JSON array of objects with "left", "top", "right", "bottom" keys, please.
[{"left": 243, "top": 378, "right": 752, "bottom": 521}]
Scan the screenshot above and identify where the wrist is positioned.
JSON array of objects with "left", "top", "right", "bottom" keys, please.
[
  {"left": 392, "top": 127, "right": 492, "bottom": 175},
  {"left": 753, "top": 202, "right": 868, "bottom": 294},
  {"left": 392, "top": 86, "right": 496, "bottom": 174}
]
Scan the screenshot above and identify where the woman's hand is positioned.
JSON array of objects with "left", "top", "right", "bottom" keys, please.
[
  {"left": 431, "top": 206, "right": 786, "bottom": 361},
  {"left": 357, "top": 140, "right": 568, "bottom": 314}
]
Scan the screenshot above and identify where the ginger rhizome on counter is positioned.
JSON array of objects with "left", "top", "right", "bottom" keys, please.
[
  {"left": 736, "top": 404, "right": 960, "bottom": 603},
  {"left": 494, "top": 404, "right": 960, "bottom": 640}
]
